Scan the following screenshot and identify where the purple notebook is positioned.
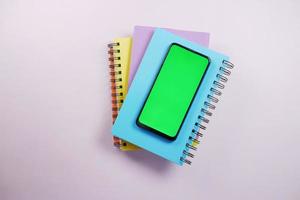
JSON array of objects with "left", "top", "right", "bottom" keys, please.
[{"left": 128, "top": 26, "right": 210, "bottom": 86}]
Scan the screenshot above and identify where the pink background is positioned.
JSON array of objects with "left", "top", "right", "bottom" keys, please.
[{"left": 0, "top": 0, "right": 299, "bottom": 200}]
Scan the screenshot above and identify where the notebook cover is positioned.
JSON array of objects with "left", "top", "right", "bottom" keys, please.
[
  {"left": 108, "top": 37, "right": 139, "bottom": 151},
  {"left": 114, "top": 27, "right": 210, "bottom": 151},
  {"left": 112, "top": 29, "right": 230, "bottom": 165},
  {"left": 128, "top": 26, "right": 210, "bottom": 86}
]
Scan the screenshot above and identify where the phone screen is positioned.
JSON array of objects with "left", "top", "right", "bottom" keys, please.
[{"left": 137, "top": 43, "right": 210, "bottom": 140}]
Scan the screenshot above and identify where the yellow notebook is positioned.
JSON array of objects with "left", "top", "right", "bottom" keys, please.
[{"left": 108, "top": 37, "right": 139, "bottom": 151}]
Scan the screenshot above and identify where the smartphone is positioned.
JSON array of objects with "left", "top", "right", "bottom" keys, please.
[{"left": 136, "top": 43, "right": 210, "bottom": 140}]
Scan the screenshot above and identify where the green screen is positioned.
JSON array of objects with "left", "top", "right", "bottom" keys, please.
[{"left": 138, "top": 44, "right": 209, "bottom": 139}]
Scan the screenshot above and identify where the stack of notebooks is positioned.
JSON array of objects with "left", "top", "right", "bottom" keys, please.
[{"left": 108, "top": 26, "right": 234, "bottom": 165}]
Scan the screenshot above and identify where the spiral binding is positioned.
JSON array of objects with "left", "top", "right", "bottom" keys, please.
[
  {"left": 108, "top": 42, "right": 125, "bottom": 148},
  {"left": 180, "top": 60, "right": 234, "bottom": 165}
]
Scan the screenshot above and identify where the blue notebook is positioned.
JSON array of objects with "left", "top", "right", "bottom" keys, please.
[{"left": 112, "top": 29, "right": 234, "bottom": 165}]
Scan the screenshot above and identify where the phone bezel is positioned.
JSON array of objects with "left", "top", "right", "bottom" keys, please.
[{"left": 136, "top": 43, "right": 211, "bottom": 141}]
